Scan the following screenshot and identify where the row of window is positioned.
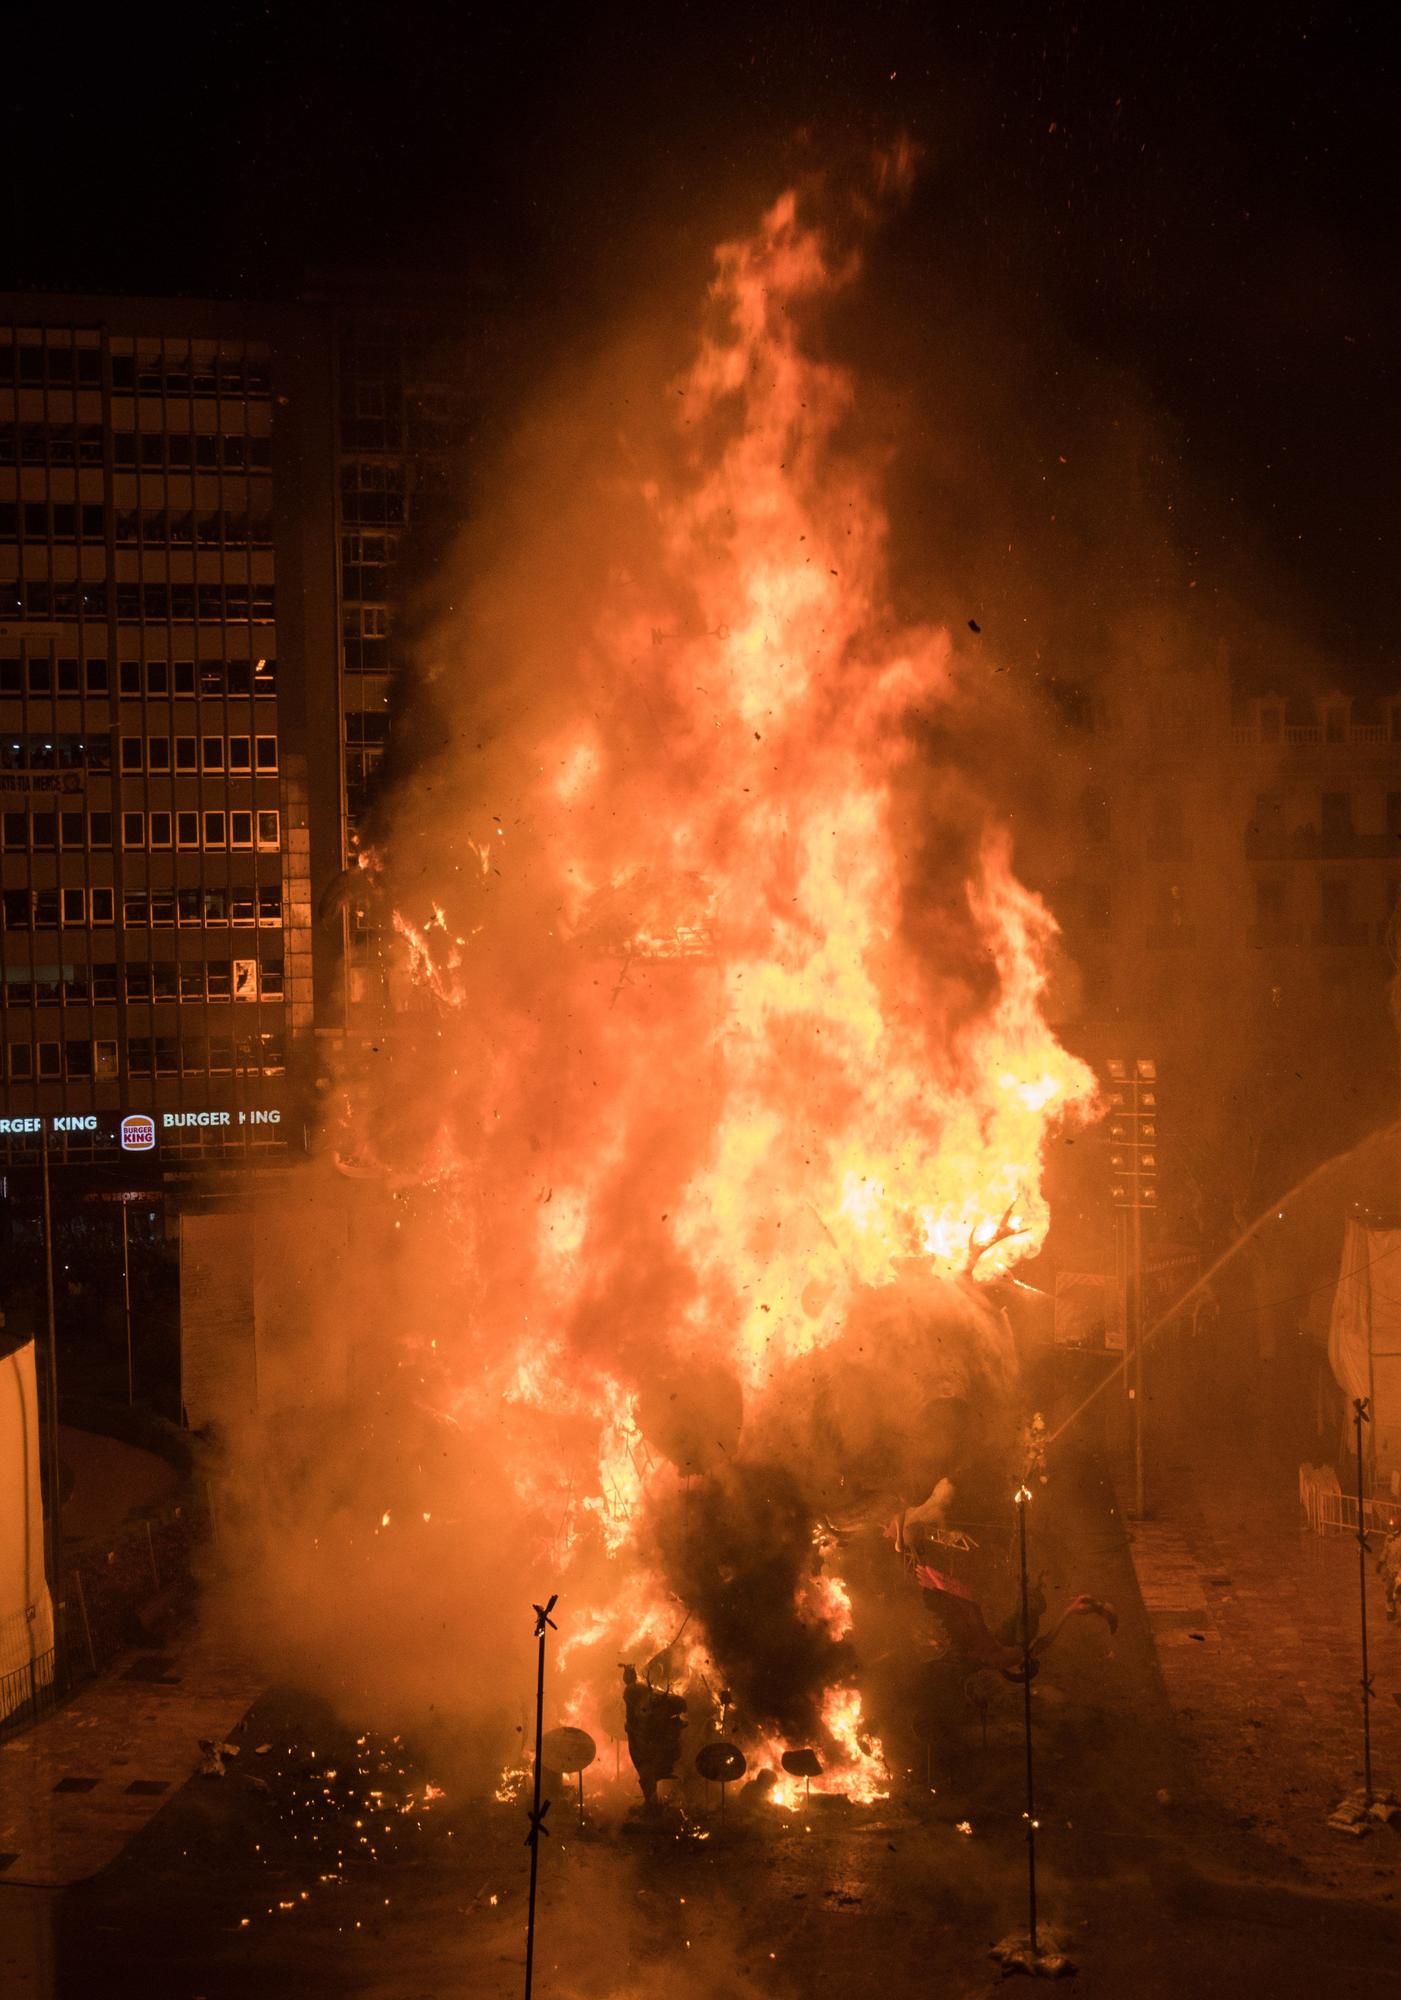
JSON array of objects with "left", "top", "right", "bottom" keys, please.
[
  {"left": 0, "top": 503, "right": 274, "bottom": 548},
  {"left": 115, "top": 432, "right": 271, "bottom": 472},
  {"left": 1, "top": 958, "right": 281, "bottom": 1004},
  {"left": 5, "top": 581, "right": 275, "bottom": 622},
  {"left": 0, "top": 427, "right": 272, "bottom": 470},
  {"left": 2, "top": 809, "right": 114, "bottom": 848},
  {"left": 1063, "top": 875, "right": 1399, "bottom": 935},
  {"left": 0, "top": 344, "right": 270, "bottom": 397},
  {"left": 1079, "top": 788, "right": 1401, "bottom": 851},
  {"left": 0, "top": 657, "right": 277, "bottom": 698},
  {"left": 2, "top": 803, "right": 280, "bottom": 856},
  {"left": 4, "top": 1033, "right": 284, "bottom": 1080},
  {"left": 2, "top": 732, "right": 278, "bottom": 773},
  {"left": 118, "top": 733, "right": 278, "bottom": 773},
  {"left": 120, "top": 808, "right": 282, "bottom": 850},
  {"left": 114, "top": 657, "right": 277, "bottom": 699},
  {"left": 111, "top": 354, "right": 272, "bottom": 398},
  {"left": 0, "top": 734, "right": 111, "bottom": 770},
  {"left": 2, "top": 884, "right": 282, "bottom": 929},
  {"left": 0, "top": 424, "right": 104, "bottom": 466}
]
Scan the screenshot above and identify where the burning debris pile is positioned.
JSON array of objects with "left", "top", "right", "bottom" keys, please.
[{"left": 227, "top": 164, "right": 1095, "bottom": 1809}]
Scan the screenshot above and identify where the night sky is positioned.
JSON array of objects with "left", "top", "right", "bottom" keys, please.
[{"left": 7, "top": 2, "right": 1397, "bottom": 678}]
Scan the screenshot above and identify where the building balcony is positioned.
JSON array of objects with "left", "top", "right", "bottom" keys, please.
[{"left": 1232, "top": 720, "right": 1394, "bottom": 749}]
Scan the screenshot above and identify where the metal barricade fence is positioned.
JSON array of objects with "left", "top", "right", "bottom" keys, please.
[{"left": 1302, "top": 1463, "right": 1401, "bottom": 1539}]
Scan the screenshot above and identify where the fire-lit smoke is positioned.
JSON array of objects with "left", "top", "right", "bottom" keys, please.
[{"left": 214, "top": 166, "right": 1095, "bottom": 1797}]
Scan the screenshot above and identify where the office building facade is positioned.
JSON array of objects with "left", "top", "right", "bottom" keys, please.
[{"left": 0, "top": 298, "right": 340, "bottom": 1171}]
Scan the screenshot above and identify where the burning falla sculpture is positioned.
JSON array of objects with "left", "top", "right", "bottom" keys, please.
[{"left": 325, "top": 165, "right": 1097, "bottom": 1803}]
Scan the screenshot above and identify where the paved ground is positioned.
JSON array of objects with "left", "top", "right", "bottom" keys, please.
[
  {"left": 0, "top": 1634, "right": 257, "bottom": 1888},
  {"left": 1123, "top": 1420, "right": 1401, "bottom": 1893},
  {"left": 2, "top": 1434, "right": 1399, "bottom": 1997}
]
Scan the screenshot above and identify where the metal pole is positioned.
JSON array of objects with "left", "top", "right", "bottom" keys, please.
[
  {"left": 523, "top": 1594, "right": 556, "bottom": 2000},
  {"left": 1016, "top": 1485, "right": 1038, "bottom": 1955},
  {"left": 121, "top": 1200, "right": 134, "bottom": 1407},
  {"left": 1132, "top": 1197, "right": 1146, "bottom": 1519},
  {"left": 1354, "top": 1398, "right": 1374, "bottom": 1808},
  {"left": 39, "top": 1122, "right": 65, "bottom": 1689}
]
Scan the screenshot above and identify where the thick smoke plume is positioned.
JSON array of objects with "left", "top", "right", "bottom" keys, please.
[{"left": 213, "top": 161, "right": 1099, "bottom": 1785}]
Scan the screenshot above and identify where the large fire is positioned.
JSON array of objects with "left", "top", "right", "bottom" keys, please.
[{"left": 342, "top": 174, "right": 1095, "bottom": 1807}]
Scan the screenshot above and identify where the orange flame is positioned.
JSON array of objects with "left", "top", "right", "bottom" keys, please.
[{"left": 377, "top": 180, "right": 1094, "bottom": 1801}]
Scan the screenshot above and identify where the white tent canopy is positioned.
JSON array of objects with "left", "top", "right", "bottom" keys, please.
[
  {"left": 1328, "top": 1218, "right": 1401, "bottom": 1482},
  {"left": 0, "top": 1332, "right": 55, "bottom": 1721}
]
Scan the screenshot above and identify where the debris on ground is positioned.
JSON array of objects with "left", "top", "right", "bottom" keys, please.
[
  {"left": 990, "top": 1929, "right": 1076, "bottom": 1978},
  {"left": 197, "top": 1740, "right": 225, "bottom": 1779},
  {"left": 1327, "top": 1789, "right": 1401, "bottom": 1837}
]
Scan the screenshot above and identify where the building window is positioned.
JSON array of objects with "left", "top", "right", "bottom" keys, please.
[
  {"left": 201, "top": 736, "right": 224, "bottom": 772},
  {"left": 8, "top": 1043, "right": 33, "bottom": 1079},
  {"left": 37, "top": 1041, "right": 61, "bottom": 1079},
  {"left": 203, "top": 810, "right": 227, "bottom": 847},
  {"left": 89, "top": 812, "right": 112, "bottom": 847},
  {"left": 176, "top": 811, "right": 200, "bottom": 848},
  {"left": 94, "top": 1040, "right": 119, "bottom": 1079},
  {"left": 231, "top": 810, "right": 253, "bottom": 848},
  {"left": 175, "top": 736, "right": 198, "bottom": 772},
  {"left": 255, "top": 735, "right": 278, "bottom": 771},
  {"left": 120, "top": 737, "right": 143, "bottom": 772},
  {"left": 60, "top": 888, "right": 85, "bottom": 925},
  {"left": 150, "top": 811, "right": 173, "bottom": 847},
  {"left": 1321, "top": 792, "right": 1352, "bottom": 851},
  {"left": 228, "top": 735, "right": 251, "bottom": 771},
  {"left": 122, "top": 811, "right": 145, "bottom": 847},
  {"left": 256, "top": 809, "right": 280, "bottom": 848},
  {"left": 91, "top": 888, "right": 114, "bottom": 923}
]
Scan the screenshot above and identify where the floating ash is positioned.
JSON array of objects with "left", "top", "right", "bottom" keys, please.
[{"left": 217, "top": 159, "right": 1095, "bottom": 1805}]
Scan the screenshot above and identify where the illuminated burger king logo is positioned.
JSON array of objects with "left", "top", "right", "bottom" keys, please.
[{"left": 120, "top": 1114, "right": 156, "bottom": 1152}]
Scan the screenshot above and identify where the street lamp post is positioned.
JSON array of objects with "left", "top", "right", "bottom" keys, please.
[
  {"left": 1106, "top": 1057, "right": 1159, "bottom": 1518},
  {"left": 38, "top": 1121, "right": 65, "bottom": 1690}
]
